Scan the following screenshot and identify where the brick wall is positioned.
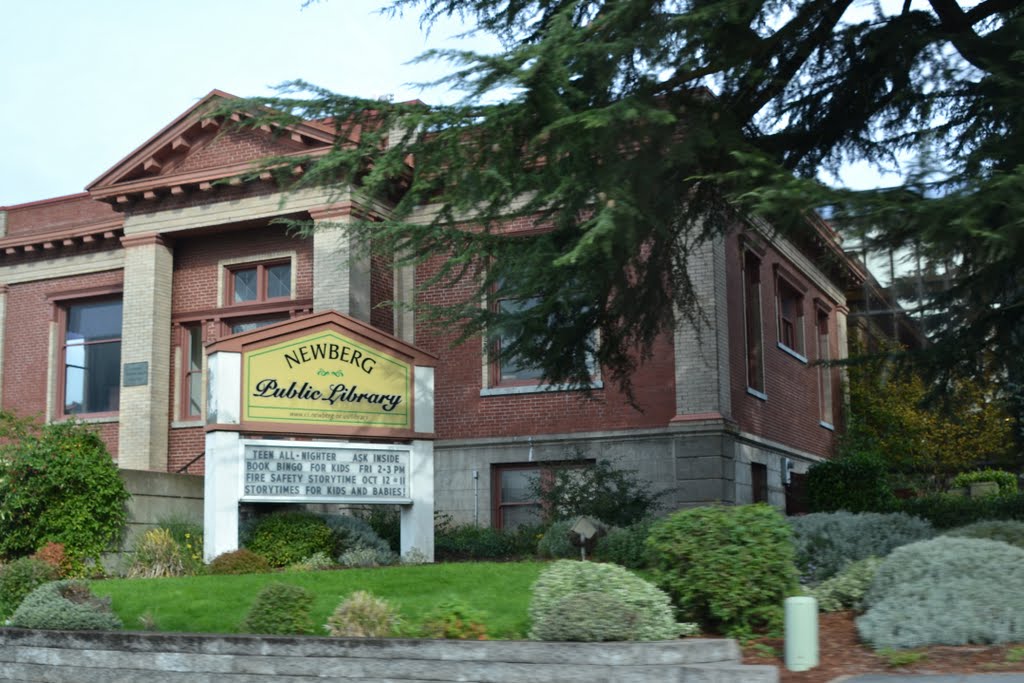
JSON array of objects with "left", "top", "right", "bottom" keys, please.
[
  {"left": 370, "top": 250, "right": 395, "bottom": 334},
  {"left": 414, "top": 252, "right": 676, "bottom": 441},
  {"left": 2, "top": 194, "right": 119, "bottom": 238},
  {"left": 726, "top": 231, "right": 840, "bottom": 457},
  {"left": 3, "top": 268, "right": 124, "bottom": 459}
]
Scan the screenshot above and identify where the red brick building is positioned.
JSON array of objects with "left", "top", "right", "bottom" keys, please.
[{"left": 0, "top": 90, "right": 864, "bottom": 526}]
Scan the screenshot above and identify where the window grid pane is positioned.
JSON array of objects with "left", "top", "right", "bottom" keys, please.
[
  {"left": 267, "top": 264, "right": 291, "bottom": 299},
  {"left": 232, "top": 269, "right": 258, "bottom": 303}
]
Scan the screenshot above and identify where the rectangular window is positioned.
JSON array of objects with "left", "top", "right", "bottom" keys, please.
[
  {"left": 817, "top": 309, "right": 834, "bottom": 426},
  {"left": 182, "top": 325, "right": 203, "bottom": 419},
  {"left": 493, "top": 297, "right": 546, "bottom": 385},
  {"left": 776, "top": 277, "right": 805, "bottom": 355},
  {"left": 227, "top": 260, "right": 291, "bottom": 304},
  {"left": 493, "top": 465, "right": 544, "bottom": 529},
  {"left": 62, "top": 299, "right": 122, "bottom": 416},
  {"left": 743, "top": 251, "right": 765, "bottom": 394}
]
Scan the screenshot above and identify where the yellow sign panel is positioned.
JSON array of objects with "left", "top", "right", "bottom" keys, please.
[{"left": 243, "top": 330, "right": 411, "bottom": 429}]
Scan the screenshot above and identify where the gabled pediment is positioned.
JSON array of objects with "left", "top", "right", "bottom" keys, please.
[{"left": 87, "top": 89, "right": 337, "bottom": 206}]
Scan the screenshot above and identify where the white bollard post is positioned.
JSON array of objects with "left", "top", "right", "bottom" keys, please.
[{"left": 784, "top": 596, "right": 819, "bottom": 672}]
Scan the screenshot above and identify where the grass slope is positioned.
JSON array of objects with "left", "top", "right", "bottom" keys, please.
[{"left": 91, "top": 562, "right": 544, "bottom": 638}]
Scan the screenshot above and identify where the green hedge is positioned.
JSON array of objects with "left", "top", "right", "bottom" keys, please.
[{"left": 895, "top": 493, "right": 1024, "bottom": 529}]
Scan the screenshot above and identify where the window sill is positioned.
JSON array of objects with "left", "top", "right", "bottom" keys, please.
[
  {"left": 481, "top": 381, "right": 603, "bottom": 397},
  {"left": 56, "top": 415, "right": 119, "bottom": 424},
  {"left": 172, "top": 420, "right": 204, "bottom": 429},
  {"left": 777, "top": 343, "right": 808, "bottom": 364},
  {"left": 819, "top": 421, "right": 835, "bottom": 431},
  {"left": 746, "top": 387, "right": 768, "bottom": 401}
]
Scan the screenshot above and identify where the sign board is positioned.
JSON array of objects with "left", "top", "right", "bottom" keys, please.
[
  {"left": 242, "top": 330, "right": 411, "bottom": 430},
  {"left": 241, "top": 440, "right": 412, "bottom": 504}
]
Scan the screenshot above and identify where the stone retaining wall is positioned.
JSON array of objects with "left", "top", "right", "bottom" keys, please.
[{"left": 0, "top": 629, "right": 777, "bottom": 683}]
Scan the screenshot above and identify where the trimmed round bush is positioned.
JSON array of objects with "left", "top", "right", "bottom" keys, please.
[
  {"left": 944, "top": 520, "right": 1024, "bottom": 549},
  {"left": 246, "top": 511, "right": 339, "bottom": 567},
  {"left": 529, "top": 560, "right": 682, "bottom": 641},
  {"left": 326, "top": 590, "right": 401, "bottom": 637},
  {"left": 10, "top": 580, "right": 122, "bottom": 630},
  {"left": 207, "top": 548, "right": 272, "bottom": 575},
  {"left": 647, "top": 504, "right": 798, "bottom": 638},
  {"left": 808, "top": 556, "right": 882, "bottom": 612},
  {"left": 240, "top": 582, "right": 315, "bottom": 635},
  {"left": 0, "top": 557, "right": 58, "bottom": 619},
  {"left": 857, "top": 536, "right": 1024, "bottom": 649},
  {"left": 593, "top": 519, "right": 654, "bottom": 569},
  {"left": 790, "top": 511, "right": 934, "bottom": 584}
]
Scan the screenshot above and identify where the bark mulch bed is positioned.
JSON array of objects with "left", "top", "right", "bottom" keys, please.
[{"left": 741, "top": 611, "right": 1024, "bottom": 682}]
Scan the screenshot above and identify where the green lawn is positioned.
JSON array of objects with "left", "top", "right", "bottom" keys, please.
[{"left": 91, "top": 562, "right": 544, "bottom": 638}]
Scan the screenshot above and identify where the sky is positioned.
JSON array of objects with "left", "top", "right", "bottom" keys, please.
[{"left": 0, "top": 0, "right": 496, "bottom": 207}]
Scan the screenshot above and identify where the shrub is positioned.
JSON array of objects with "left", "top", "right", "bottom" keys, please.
[
  {"left": 530, "top": 455, "right": 666, "bottom": 527},
  {"left": 286, "top": 551, "right": 335, "bottom": 572},
  {"left": 325, "top": 590, "right": 401, "bottom": 637},
  {"left": 0, "top": 418, "right": 130, "bottom": 568},
  {"left": 593, "top": 519, "right": 655, "bottom": 569},
  {"left": 339, "top": 546, "right": 398, "bottom": 568},
  {"left": 318, "top": 513, "right": 391, "bottom": 554},
  {"left": 435, "top": 524, "right": 520, "bottom": 560},
  {"left": 944, "top": 520, "right": 1024, "bottom": 549},
  {"left": 529, "top": 560, "right": 682, "bottom": 641},
  {"left": 240, "top": 582, "right": 315, "bottom": 635},
  {"left": 157, "top": 517, "right": 204, "bottom": 574},
  {"left": 805, "top": 455, "right": 896, "bottom": 513},
  {"left": 0, "top": 557, "right": 58, "bottom": 619},
  {"left": 10, "top": 580, "right": 122, "bottom": 630},
  {"left": 127, "top": 528, "right": 186, "bottom": 578},
  {"left": 207, "top": 549, "right": 272, "bottom": 575},
  {"left": 246, "top": 511, "right": 340, "bottom": 567},
  {"left": 858, "top": 537, "right": 1024, "bottom": 649},
  {"left": 419, "top": 600, "right": 490, "bottom": 640},
  {"left": 789, "top": 511, "right": 934, "bottom": 584},
  {"left": 31, "top": 542, "right": 71, "bottom": 578},
  {"left": 896, "top": 492, "right": 1024, "bottom": 529},
  {"left": 351, "top": 506, "right": 401, "bottom": 553},
  {"left": 536, "top": 520, "right": 579, "bottom": 559},
  {"left": 951, "top": 469, "right": 1018, "bottom": 496},
  {"left": 808, "top": 557, "right": 882, "bottom": 612},
  {"left": 647, "top": 504, "right": 799, "bottom": 638}
]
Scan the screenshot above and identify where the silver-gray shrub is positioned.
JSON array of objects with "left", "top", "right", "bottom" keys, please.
[
  {"left": 318, "top": 513, "right": 392, "bottom": 554},
  {"left": 529, "top": 560, "right": 683, "bottom": 641},
  {"left": 857, "top": 537, "right": 1024, "bottom": 649},
  {"left": 10, "top": 580, "right": 122, "bottom": 630},
  {"left": 944, "top": 520, "right": 1024, "bottom": 549},
  {"left": 807, "top": 556, "right": 882, "bottom": 612},
  {"left": 339, "top": 546, "right": 399, "bottom": 568},
  {"left": 789, "top": 511, "right": 934, "bottom": 584}
]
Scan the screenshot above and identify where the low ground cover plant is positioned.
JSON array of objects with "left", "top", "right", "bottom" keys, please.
[
  {"left": 0, "top": 557, "right": 58, "bottom": 619},
  {"left": 420, "top": 599, "right": 490, "bottom": 640},
  {"left": 10, "top": 580, "right": 121, "bottom": 630},
  {"left": 944, "top": 520, "right": 1024, "bottom": 548},
  {"left": 648, "top": 504, "right": 798, "bottom": 638},
  {"left": 857, "top": 536, "right": 1024, "bottom": 649},
  {"left": 529, "top": 560, "right": 685, "bottom": 641},
  {"left": 789, "top": 511, "right": 934, "bottom": 584}
]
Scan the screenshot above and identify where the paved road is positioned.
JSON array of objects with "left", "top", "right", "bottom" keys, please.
[{"left": 839, "top": 675, "right": 1024, "bottom": 682}]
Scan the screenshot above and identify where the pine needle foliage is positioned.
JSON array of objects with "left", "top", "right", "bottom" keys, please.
[{"left": 210, "top": 0, "right": 1023, "bottom": 396}]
